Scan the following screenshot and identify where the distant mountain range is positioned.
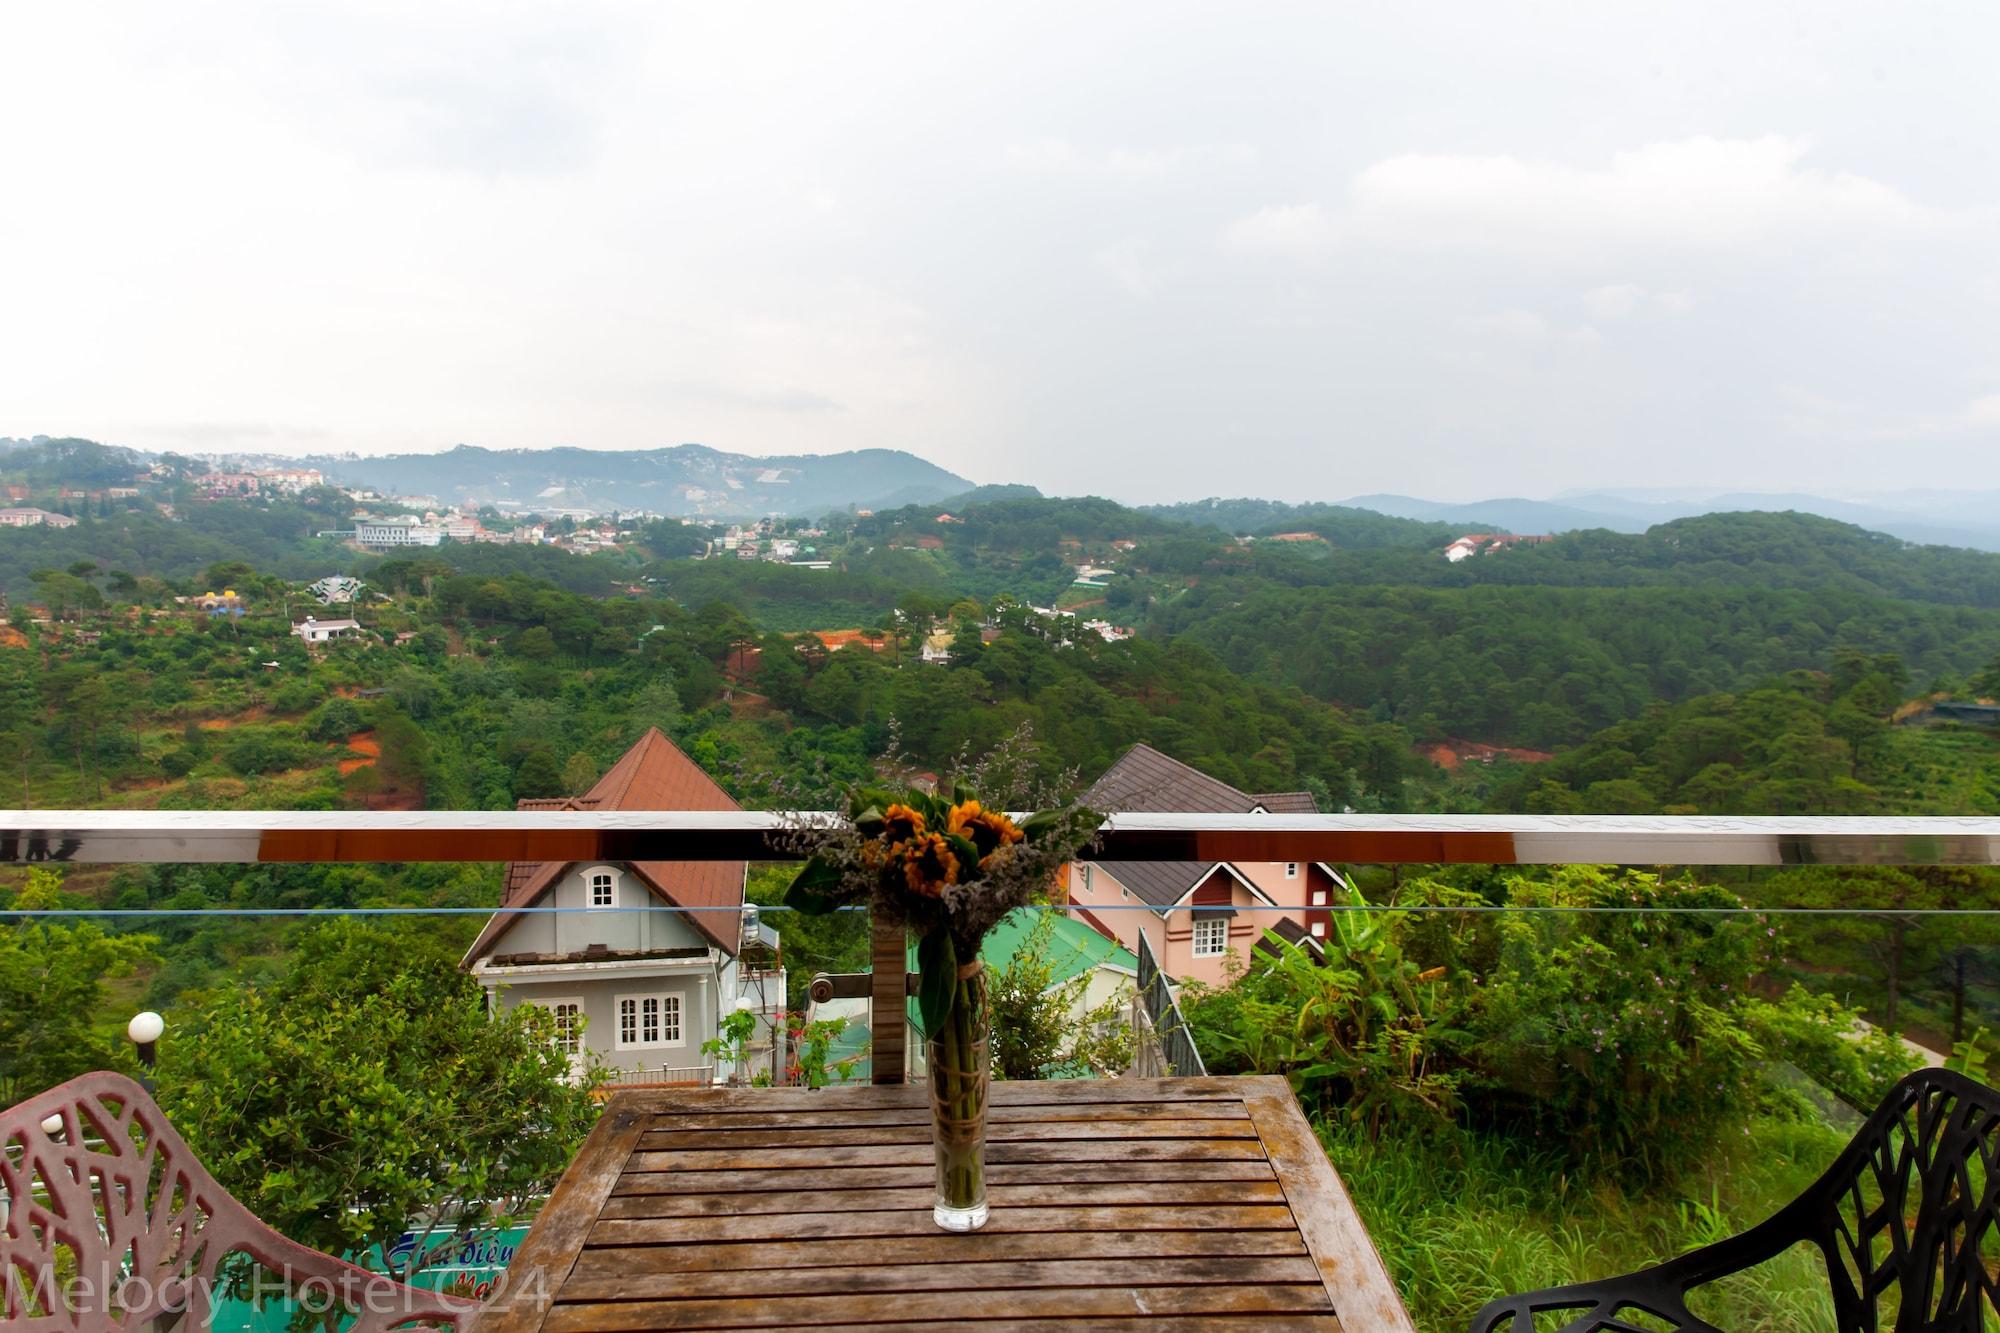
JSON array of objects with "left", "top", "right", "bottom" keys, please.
[
  {"left": 309, "top": 444, "right": 973, "bottom": 518},
  {"left": 1331, "top": 489, "right": 2000, "bottom": 553}
]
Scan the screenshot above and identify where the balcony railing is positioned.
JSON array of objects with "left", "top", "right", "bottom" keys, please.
[{"left": 9, "top": 809, "right": 1999, "bottom": 1088}]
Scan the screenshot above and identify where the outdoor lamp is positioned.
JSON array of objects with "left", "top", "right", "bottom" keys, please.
[{"left": 128, "top": 1010, "right": 164, "bottom": 1070}]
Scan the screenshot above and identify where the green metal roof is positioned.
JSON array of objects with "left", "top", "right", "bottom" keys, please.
[{"left": 902, "top": 907, "right": 1138, "bottom": 982}]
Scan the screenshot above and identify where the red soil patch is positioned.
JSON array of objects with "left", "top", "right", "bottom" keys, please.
[
  {"left": 198, "top": 706, "right": 269, "bottom": 731},
  {"left": 0, "top": 626, "right": 28, "bottom": 649},
  {"left": 337, "top": 731, "right": 380, "bottom": 776},
  {"left": 1422, "top": 738, "right": 1555, "bottom": 771}
]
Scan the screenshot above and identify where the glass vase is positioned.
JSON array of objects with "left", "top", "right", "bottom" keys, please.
[{"left": 927, "top": 960, "right": 990, "bottom": 1232}]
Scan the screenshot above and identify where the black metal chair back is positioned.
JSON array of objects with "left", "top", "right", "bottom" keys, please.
[{"left": 1472, "top": 1067, "right": 2000, "bottom": 1333}]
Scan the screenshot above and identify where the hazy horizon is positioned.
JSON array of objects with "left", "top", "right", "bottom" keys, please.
[{"left": 5, "top": 3, "right": 1997, "bottom": 503}]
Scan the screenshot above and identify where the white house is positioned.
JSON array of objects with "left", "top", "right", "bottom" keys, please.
[
  {"left": 355, "top": 518, "right": 444, "bottom": 548},
  {"left": 290, "top": 616, "right": 361, "bottom": 644},
  {"left": 462, "top": 729, "right": 786, "bottom": 1088}
]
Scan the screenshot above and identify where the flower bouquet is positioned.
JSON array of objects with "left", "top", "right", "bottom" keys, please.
[{"left": 784, "top": 774, "right": 1097, "bottom": 1232}]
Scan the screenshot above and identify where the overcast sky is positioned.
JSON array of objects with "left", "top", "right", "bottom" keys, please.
[{"left": 4, "top": 2, "right": 1997, "bottom": 503}]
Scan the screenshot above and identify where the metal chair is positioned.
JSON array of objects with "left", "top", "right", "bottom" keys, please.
[
  {"left": 1470, "top": 1067, "right": 2000, "bottom": 1333},
  {"left": 2, "top": 1071, "right": 477, "bottom": 1330}
]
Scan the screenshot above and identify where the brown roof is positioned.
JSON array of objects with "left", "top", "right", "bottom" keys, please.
[
  {"left": 463, "top": 728, "right": 747, "bottom": 963},
  {"left": 1081, "top": 743, "right": 1260, "bottom": 817},
  {"left": 1083, "top": 745, "right": 1314, "bottom": 909}
]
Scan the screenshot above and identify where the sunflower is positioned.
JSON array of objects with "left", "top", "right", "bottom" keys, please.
[
  {"left": 881, "top": 803, "right": 927, "bottom": 845},
  {"left": 946, "top": 800, "right": 1023, "bottom": 861},
  {"left": 901, "top": 832, "right": 961, "bottom": 898}
]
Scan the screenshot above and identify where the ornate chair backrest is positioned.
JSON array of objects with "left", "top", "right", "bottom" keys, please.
[
  {"left": 1, "top": 1071, "right": 477, "bottom": 1331},
  {"left": 1739, "top": 1067, "right": 2000, "bottom": 1329}
]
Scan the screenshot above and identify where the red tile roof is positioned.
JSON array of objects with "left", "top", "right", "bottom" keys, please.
[{"left": 463, "top": 728, "right": 747, "bottom": 963}]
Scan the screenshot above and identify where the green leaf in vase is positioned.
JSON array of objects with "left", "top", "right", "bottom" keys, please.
[{"left": 916, "top": 928, "right": 958, "bottom": 1038}]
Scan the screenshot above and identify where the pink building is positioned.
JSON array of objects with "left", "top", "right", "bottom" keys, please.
[{"left": 1064, "top": 744, "right": 1349, "bottom": 986}]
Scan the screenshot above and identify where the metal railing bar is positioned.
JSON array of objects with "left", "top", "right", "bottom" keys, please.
[{"left": 3, "top": 811, "right": 2000, "bottom": 866}]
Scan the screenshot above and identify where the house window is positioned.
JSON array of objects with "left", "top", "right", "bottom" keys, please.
[
  {"left": 549, "top": 1001, "right": 582, "bottom": 1054},
  {"left": 1192, "top": 917, "right": 1228, "bottom": 957},
  {"left": 1311, "top": 889, "right": 1327, "bottom": 906},
  {"left": 1310, "top": 921, "right": 1327, "bottom": 938},
  {"left": 1284, "top": 862, "right": 1299, "bottom": 879},
  {"left": 588, "top": 870, "right": 616, "bottom": 908},
  {"left": 615, "top": 992, "right": 684, "bottom": 1049},
  {"left": 1080, "top": 865, "right": 1093, "bottom": 892}
]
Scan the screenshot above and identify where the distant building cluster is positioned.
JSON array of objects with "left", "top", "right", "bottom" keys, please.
[
  {"left": 1443, "top": 533, "right": 1553, "bottom": 562},
  {"left": 0, "top": 507, "right": 77, "bottom": 529}
]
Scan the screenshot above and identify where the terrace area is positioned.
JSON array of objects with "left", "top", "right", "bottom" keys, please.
[{"left": 7, "top": 809, "right": 2000, "bottom": 1331}]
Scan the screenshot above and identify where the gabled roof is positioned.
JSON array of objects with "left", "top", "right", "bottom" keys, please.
[
  {"left": 1082, "top": 745, "right": 1316, "bottom": 909},
  {"left": 1082, "top": 743, "right": 1263, "bottom": 816},
  {"left": 462, "top": 728, "right": 746, "bottom": 964}
]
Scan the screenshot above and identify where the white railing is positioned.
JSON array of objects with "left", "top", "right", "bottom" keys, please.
[{"left": 600, "top": 1064, "right": 714, "bottom": 1088}]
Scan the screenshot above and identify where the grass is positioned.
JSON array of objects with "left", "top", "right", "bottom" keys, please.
[{"left": 1323, "top": 1110, "right": 1849, "bottom": 1332}]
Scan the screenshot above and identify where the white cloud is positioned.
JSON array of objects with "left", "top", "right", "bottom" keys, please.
[
  {"left": 1007, "top": 139, "right": 1256, "bottom": 183},
  {"left": 1468, "top": 309, "right": 1602, "bottom": 347},
  {"left": 1349, "top": 136, "right": 1935, "bottom": 254},
  {"left": 1224, "top": 137, "right": 1945, "bottom": 269},
  {"left": 1218, "top": 203, "right": 1338, "bottom": 265},
  {"left": 1583, "top": 284, "right": 1698, "bottom": 318},
  {"left": 1093, "top": 237, "right": 1164, "bottom": 297}
]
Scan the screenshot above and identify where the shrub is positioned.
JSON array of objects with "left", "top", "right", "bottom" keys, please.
[
  {"left": 220, "top": 727, "right": 312, "bottom": 776},
  {"left": 308, "top": 697, "right": 363, "bottom": 742},
  {"left": 1467, "top": 867, "right": 1771, "bottom": 1182},
  {"left": 1186, "top": 887, "right": 1467, "bottom": 1134},
  {"left": 1744, "top": 983, "right": 1921, "bottom": 1111},
  {"left": 158, "top": 747, "right": 198, "bottom": 778}
]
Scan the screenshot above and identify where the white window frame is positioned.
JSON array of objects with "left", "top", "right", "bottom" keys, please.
[
  {"left": 1311, "top": 921, "right": 1327, "bottom": 938},
  {"left": 1191, "top": 916, "right": 1228, "bottom": 958},
  {"left": 532, "top": 996, "right": 585, "bottom": 1055},
  {"left": 1284, "top": 862, "right": 1299, "bottom": 879},
  {"left": 1311, "top": 889, "right": 1327, "bottom": 906},
  {"left": 614, "top": 990, "right": 685, "bottom": 1050},
  {"left": 584, "top": 865, "right": 621, "bottom": 909},
  {"left": 1079, "top": 864, "right": 1092, "bottom": 892}
]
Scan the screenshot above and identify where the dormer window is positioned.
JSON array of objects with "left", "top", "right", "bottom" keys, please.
[{"left": 586, "top": 867, "right": 620, "bottom": 908}]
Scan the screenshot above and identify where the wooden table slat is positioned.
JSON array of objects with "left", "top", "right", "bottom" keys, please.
[
  {"left": 618, "top": 1321, "right": 1338, "bottom": 1332},
  {"left": 607, "top": 1158, "right": 1278, "bottom": 1196},
  {"left": 1247, "top": 1089, "right": 1417, "bottom": 1333},
  {"left": 556, "top": 1254, "right": 1323, "bottom": 1302},
  {"left": 643, "top": 1100, "right": 1253, "bottom": 1133},
  {"left": 571, "top": 1229, "right": 1310, "bottom": 1277},
  {"left": 607, "top": 1077, "right": 1263, "bottom": 1115},
  {"left": 469, "top": 1076, "right": 1411, "bottom": 1333},
  {"left": 599, "top": 1179, "right": 1288, "bottom": 1219},
  {"left": 636, "top": 1116, "right": 1258, "bottom": 1150},
  {"left": 591, "top": 1203, "right": 1302, "bottom": 1246},
  {"left": 625, "top": 1137, "right": 1271, "bottom": 1171},
  {"left": 542, "top": 1283, "right": 1336, "bottom": 1331}
]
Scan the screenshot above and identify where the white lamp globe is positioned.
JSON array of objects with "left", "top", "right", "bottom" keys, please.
[
  {"left": 734, "top": 997, "right": 756, "bottom": 1012},
  {"left": 41, "top": 1114, "right": 64, "bottom": 1136},
  {"left": 128, "top": 1011, "right": 165, "bottom": 1044}
]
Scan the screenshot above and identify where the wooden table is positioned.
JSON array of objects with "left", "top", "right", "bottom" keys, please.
[{"left": 470, "top": 1075, "right": 1413, "bottom": 1332}]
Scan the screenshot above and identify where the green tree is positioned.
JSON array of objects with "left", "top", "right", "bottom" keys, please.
[
  {"left": 986, "top": 913, "right": 1131, "bottom": 1079},
  {"left": 512, "top": 747, "right": 564, "bottom": 800},
  {"left": 561, "top": 750, "right": 599, "bottom": 796},
  {"left": 156, "top": 922, "right": 604, "bottom": 1289},
  {"left": 0, "top": 869, "right": 161, "bottom": 1101}
]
